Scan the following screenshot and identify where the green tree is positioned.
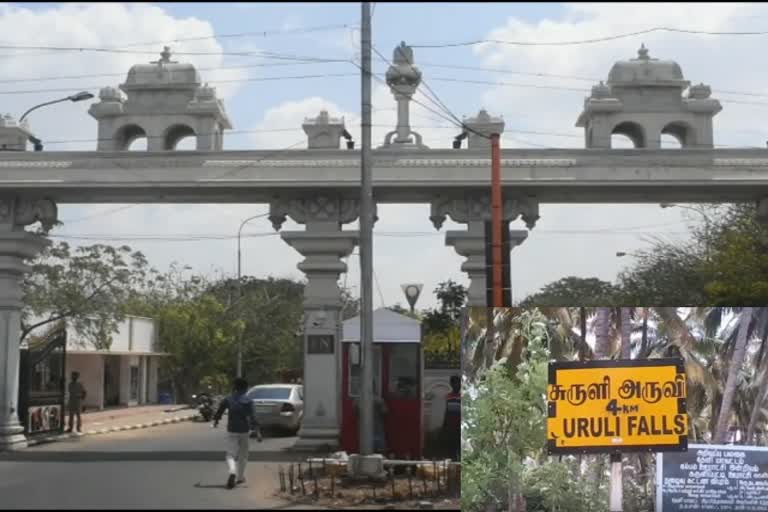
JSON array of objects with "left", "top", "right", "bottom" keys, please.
[
  {"left": 521, "top": 277, "right": 619, "bottom": 307},
  {"left": 150, "top": 293, "right": 244, "bottom": 402},
  {"left": 420, "top": 280, "right": 466, "bottom": 367},
  {"left": 22, "top": 242, "right": 150, "bottom": 348}
]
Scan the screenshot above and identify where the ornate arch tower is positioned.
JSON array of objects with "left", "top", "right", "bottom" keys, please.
[
  {"left": 89, "top": 47, "right": 232, "bottom": 151},
  {"left": 576, "top": 44, "right": 721, "bottom": 149}
]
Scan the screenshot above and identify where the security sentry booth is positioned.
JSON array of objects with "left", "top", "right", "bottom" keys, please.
[
  {"left": 17, "top": 324, "right": 67, "bottom": 437},
  {"left": 340, "top": 308, "right": 423, "bottom": 459}
]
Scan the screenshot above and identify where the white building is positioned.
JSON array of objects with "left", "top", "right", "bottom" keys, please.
[{"left": 25, "top": 315, "right": 167, "bottom": 411}]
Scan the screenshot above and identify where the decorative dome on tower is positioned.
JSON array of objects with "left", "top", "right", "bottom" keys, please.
[
  {"left": 607, "top": 44, "right": 688, "bottom": 88},
  {"left": 89, "top": 46, "right": 231, "bottom": 152},
  {"left": 576, "top": 44, "right": 721, "bottom": 149},
  {"left": 123, "top": 46, "right": 201, "bottom": 90}
]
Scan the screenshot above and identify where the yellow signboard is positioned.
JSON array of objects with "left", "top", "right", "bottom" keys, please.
[{"left": 547, "top": 358, "right": 688, "bottom": 454}]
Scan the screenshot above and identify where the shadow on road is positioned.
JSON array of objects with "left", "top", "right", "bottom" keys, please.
[
  {"left": 193, "top": 482, "right": 230, "bottom": 490},
  {"left": 0, "top": 451, "right": 310, "bottom": 463}
]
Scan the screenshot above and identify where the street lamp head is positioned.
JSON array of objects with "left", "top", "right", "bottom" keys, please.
[
  {"left": 68, "top": 91, "right": 95, "bottom": 102},
  {"left": 616, "top": 251, "right": 628, "bottom": 257}
]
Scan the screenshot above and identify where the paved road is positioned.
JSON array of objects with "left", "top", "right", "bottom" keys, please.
[{"left": 0, "top": 420, "right": 309, "bottom": 509}]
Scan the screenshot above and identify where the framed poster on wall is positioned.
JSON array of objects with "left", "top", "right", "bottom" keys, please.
[{"left": 27, "top": 404, "right": 62, "bottom": 435}]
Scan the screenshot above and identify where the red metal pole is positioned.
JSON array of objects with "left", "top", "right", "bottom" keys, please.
[{"left": 490, "top": 133, "right": 503, "bottom": 307}]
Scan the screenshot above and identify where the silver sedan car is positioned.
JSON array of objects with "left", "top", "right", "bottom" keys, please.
[{"left": 247, "top": 384, "right": 304, "bottom": 435}]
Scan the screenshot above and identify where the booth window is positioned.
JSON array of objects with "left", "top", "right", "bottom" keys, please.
[
  {"left": 348, "top": 343, "right": 381, "bottom": 398},
  {"left": 387, "top": 344, "right": 419, "bottom": 399}
]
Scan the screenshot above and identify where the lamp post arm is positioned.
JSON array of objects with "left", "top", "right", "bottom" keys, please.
[
  {"left": 235, "top": 212, "right": 269, "bottom": 378},
  {"left": 19, "top": 97, "right": 70, "bottom": 125}
]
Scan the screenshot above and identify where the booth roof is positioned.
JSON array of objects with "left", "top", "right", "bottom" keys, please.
[{"left": 342, "top": 308, "right": 421, "bottom": 344}]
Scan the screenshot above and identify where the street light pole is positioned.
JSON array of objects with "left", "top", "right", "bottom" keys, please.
[
  {"left": 16, "top": 91, "right": 95, "bottom": 152},
  {"left": 660, "top": 203, "right": 712, "bottom": 259},
  {"left": 236, "top": 213, "right": 267, "bottom": 378},
  {"left": 359, "top": 0, "right": 375, "bottom": 457}
]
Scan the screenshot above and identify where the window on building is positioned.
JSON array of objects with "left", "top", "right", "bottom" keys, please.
[
  {"left": 387, "top": 344, "right": 419, "bottom": 399},
  {"left": 130, "top": 366, "right": 139, "bottom": 402}
]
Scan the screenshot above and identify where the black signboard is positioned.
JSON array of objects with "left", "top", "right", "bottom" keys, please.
[
  {"left": 658, "top": 443, "right": 768, "bottom": 511},
  {"left": 307, "top": 334, "right": 334, "bottom": 354},
  {"left": 18, "top": 325, "right": 67, "bottom": 436}
]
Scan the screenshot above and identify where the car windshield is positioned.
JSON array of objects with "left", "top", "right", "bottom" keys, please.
[{"left": 247, "top": 387, "right": 292, "bottom": 400}]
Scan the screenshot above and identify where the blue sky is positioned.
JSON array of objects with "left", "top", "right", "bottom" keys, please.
[{"left": 2, "top": 2, "right": 766, "bottom": 309}]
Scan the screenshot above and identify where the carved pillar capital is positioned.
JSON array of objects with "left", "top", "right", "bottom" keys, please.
[
  {"left": 269, "top": 194, "right": 377, "bottom": 231},
  {"left": 430, "top": 194, "right": 539, "bottom": 230},
  {"left": 445, "top": 226, "right": 528, "bottom": 307},
  {"left": 0, "top": 197, "right": 58, "bottom": 234}
]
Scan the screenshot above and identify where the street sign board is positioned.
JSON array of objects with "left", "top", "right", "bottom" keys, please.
[
  {"left": 547, "top": 358, "right": 688, "bottom": 454},
  {"left": 657, "top": 444, "right": 768, "bottom": 512}
]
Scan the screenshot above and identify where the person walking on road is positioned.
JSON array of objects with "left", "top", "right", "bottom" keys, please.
[
  {"left": 66, "top": 372, "right": 86, "bottom": 433},
  {"left": 213, "top": 377, "right": 262, "bottom": 489}
]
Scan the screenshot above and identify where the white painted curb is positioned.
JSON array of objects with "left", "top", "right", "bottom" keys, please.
[{"left": 27, "top": 413, "right": 199, "bottom": 446}]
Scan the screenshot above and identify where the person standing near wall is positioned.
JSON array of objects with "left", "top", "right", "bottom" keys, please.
[
  {"left": 213, "top": 377, "right": 263, "bottom": 489},
  {"left": 66, "top": 372, "right": 86, "bottom": 433},
  {"left": 443, "top": 375, "right": 461, "bottom": 460}
]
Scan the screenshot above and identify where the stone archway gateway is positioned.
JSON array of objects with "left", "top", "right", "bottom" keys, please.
[{"left": 2, "top": 43, "right": 768, "bottom": 451}]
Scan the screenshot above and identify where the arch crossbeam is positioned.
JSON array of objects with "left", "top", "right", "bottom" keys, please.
[{"left": 1, "top": 148, "right": 768, "bottom": 204}]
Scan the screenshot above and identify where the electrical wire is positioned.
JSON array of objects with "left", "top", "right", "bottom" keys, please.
[
  {"left": 13, "top": 119, "right": 763, "bottom": 150},
  {"left": 0, "top": 23, "right": 358, "bottom": 57},
  {"left": 373, "top": 267, "right": 386, "bottom": 308},
  {"left": 60, "top": 204, "right": 138, "bottom": 224},
  {"left": 411, "top": 25, "right": 768, "bottom": 49},
  {"left": 0, "top": 60, "right": 353, "bottom": 85},
  {"left": 0, "top": 43, "right": 353, "bottom": 59},
  {"left": 48, "top": 230, "right": 692, "bottom": 242},
  {"left": 0, "top": 72, "right": 357, "bottom": 96},
  {"left": 108, "top": 23, "right": 358, "bottom": 49},
  {"left": 52, "top": 220, "right": 693, "bottom": 241}
]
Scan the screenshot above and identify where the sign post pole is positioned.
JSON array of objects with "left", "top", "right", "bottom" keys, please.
[{"left": 610, "top": 452, "right": 623, "bottom": 511}]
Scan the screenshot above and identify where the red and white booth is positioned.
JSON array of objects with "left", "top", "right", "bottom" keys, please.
[{"left": 340, "top": 308, "right": 423, "bottom": 459}]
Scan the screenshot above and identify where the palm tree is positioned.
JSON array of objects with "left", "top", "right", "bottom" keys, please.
[
  {"left": 620, "top": 307, "right": 632, "bottom": 359},
  {"left": 595, "top": 307, "right": 611, "bottom": 358},
  {"left": 714, "top": 307, "right": 754, "bottom": 444}
]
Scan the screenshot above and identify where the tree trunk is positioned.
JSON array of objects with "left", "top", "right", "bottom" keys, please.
[
  {"left": 620, "top": 308, "right": 632, "bottom": 359},
  {"left": 595, "top": 307, "right": 611, "bottom": 359},
  {"left": 715, "top": 307, "right": 753, "bottom": 444},
  {"left": 746, "top": 354, "right": 768, "bottom": 444},
  {"left": 580, "top": 307, "right": 588, "bottom": 361}
]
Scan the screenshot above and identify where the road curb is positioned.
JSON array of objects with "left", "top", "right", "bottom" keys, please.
[{"left": 26, "top": 413, "right": 199, "bottom": 446}]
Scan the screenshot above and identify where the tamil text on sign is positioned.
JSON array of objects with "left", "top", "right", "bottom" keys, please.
[
  {"left": 658, "top": 444, "right": 768, "bottom": 512},
  {"left": 547, "top": 358, "right": 688, "bottom": 454}
]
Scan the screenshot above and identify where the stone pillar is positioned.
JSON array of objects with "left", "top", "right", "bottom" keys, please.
[
  {"left": 0, "top": 196, "right": 57, "bottom": 451},
  {"left": 0, "top": 115, "right": 32, "bottom": 151},
  {"left": 431, "top": 194, "right": 538, "bottom": 306},
  {"left": 195, "top": 119, "right": 218, "bottom": 151},
  {"left": 270, "top": 195, "right": 371, "bottom": 451}
]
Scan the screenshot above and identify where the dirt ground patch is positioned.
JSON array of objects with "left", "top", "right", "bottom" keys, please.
[{"left": 274, "top": 461, "right": 460, "bottom": 509}]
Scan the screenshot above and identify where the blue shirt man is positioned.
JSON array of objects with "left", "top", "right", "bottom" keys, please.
[{"left": 213, "top": 377, "right": 262, "bottom": 489}]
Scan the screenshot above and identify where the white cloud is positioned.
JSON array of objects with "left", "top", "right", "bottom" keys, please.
[{"left": 0, "top": 2, "right": 252, "bottom": 150}]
